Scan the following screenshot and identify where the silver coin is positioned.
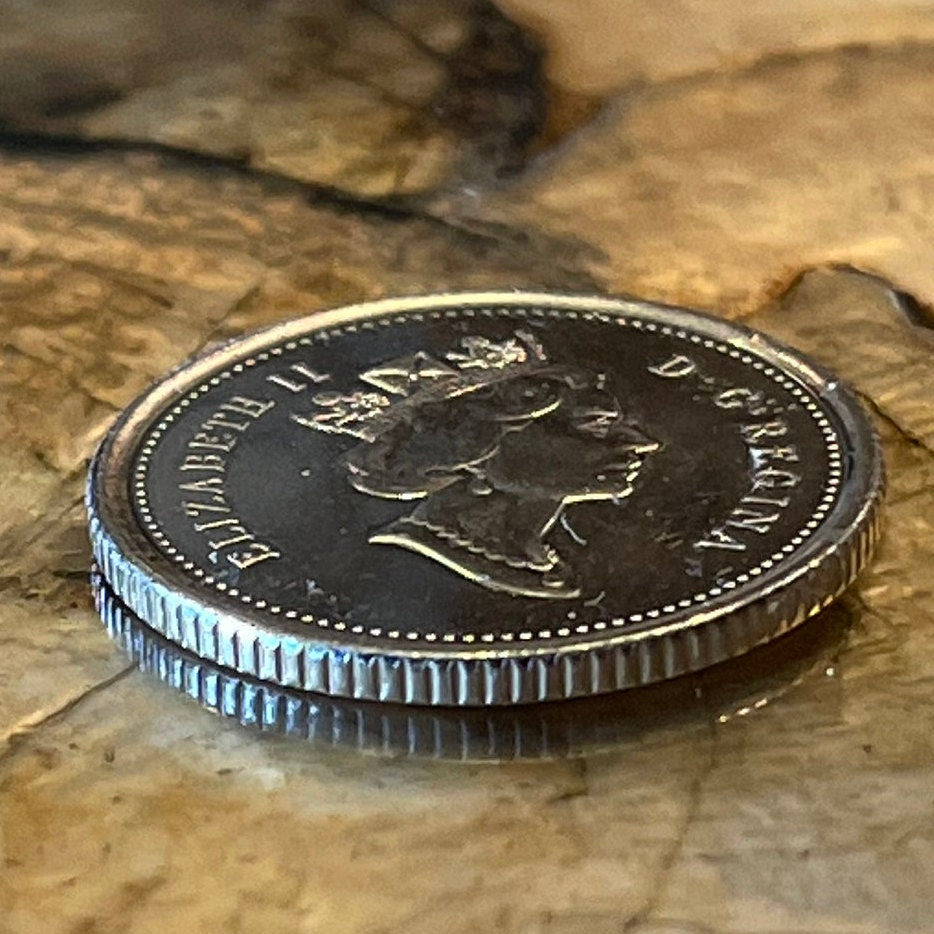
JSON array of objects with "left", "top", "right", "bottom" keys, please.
[{"left": 87, "top": 292, "right": 884, "bottom": 706}]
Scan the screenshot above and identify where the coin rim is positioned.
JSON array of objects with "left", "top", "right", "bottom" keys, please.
[{"left": 87, "top": 291, "right": 885, "bottom": 706}]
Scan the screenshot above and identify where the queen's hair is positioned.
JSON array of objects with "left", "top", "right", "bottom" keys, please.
[{"left": 291, "top": 331, "right": 603, "bottom": 497}]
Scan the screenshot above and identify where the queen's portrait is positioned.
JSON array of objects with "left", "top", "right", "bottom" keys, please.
[{"left": 294, "top": 331, "right": 659, "bottom": 599}]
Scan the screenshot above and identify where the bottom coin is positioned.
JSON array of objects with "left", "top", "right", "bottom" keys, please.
[{"left": 94, "top": 571, "right": 854, "bottom": 761}]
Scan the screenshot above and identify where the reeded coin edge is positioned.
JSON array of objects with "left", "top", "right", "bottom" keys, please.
[
  {"left": 87, "top": 292, "right": 885, "bottom": 707},
  {"left": 91, "top": 575, "right": 854, "bottom": 760}
]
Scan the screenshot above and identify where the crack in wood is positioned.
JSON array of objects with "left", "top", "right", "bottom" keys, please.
[
  {"left": 0, "top": 664, "right": 135, "bottom": 767},
  {"left": 623, "top": 727, "right": 719, "bottom": 932}
]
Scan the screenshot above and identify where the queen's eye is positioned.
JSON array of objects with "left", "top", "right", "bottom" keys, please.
[{"left": 492, "top": 379, "right": 561, "bottom": 422}]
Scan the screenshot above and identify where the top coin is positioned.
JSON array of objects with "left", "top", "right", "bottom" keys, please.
[{"left": 88, "top": 292, "right": 883, "bottom": 706}]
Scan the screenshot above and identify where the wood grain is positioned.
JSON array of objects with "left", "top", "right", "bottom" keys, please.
[{"left": 0, "top": 4, "right": 932, "bottom": 932}]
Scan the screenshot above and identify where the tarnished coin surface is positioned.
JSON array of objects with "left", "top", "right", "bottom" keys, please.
[{"left": 87, "top": 292, "right": 884, "bottom": 706}]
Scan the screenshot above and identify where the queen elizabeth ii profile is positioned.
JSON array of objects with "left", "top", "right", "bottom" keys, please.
[{"left": 293, "top": 331, "right": 659, "bottom": 599}]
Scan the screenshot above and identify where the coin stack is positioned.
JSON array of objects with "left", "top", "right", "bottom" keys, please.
[{"left": 87, "top": 293, "right": 884, "bottom": 719}]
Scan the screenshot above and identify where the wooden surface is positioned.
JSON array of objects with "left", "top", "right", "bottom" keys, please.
[{"left": 0, "top": 2, "right": 932, "bottom": 932}]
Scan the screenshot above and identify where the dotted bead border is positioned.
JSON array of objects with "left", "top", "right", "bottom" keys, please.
[{"left": 132, "top": 306, "right": 844, "bottom": 645}]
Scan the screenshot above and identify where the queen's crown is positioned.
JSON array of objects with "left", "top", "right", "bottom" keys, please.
[{"left": 292, "top": 331, "right": 544, "bottom": 441}]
